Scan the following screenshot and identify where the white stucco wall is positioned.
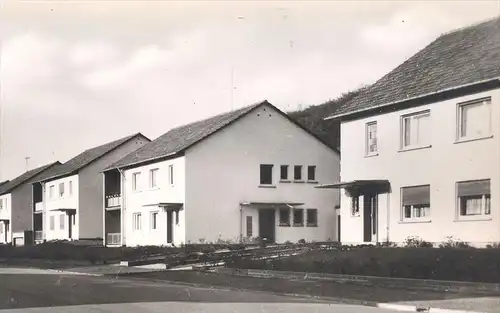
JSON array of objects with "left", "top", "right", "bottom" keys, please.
[
  {"left": 123, "top": 157, "right": 186, "bottom": 247},
  {"left": 185, "top": 103, "right": 340, "bottom": 244},
  {"left": 340, "top": 88, "right": 500, "bottom": 246},
  {"left": 44, "top": 175, "right": 79, "bottom": 241},
  {"left": 0, "top": 194, "right": 12, "bottom": 243}
]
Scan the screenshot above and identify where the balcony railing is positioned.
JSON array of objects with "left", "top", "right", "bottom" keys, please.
[
  {"left": 34, "top": 231, "right": 44, "bottom": 241},
  {"left": 106, "top": 195, "right": 121, "bottom": 208},
  {"left": 35, "top": 202, "right": 44, "bottom": 212},
  {"left": 107, "top": 233, "right": 121, "bottom": 245}
]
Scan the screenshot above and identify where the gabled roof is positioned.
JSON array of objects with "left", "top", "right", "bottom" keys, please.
[
  {"left": 0, "top": 161, "right": 61, "bottom": 195},
  {"left": 106, "top": 100, "right": 338, "bottom": 171},
  {"left": 327, "top": 16, "right": 500, "bottom": 120},
  {"left": 36, "top": 132, "right": 149, "bottom": 183}
]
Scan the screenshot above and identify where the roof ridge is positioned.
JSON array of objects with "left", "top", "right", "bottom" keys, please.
[{"left": 440, "top": 15, "right": 500, "bottom": 37}]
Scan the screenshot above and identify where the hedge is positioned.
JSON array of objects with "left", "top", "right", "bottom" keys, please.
[{"left": 225, "top": 246, "right": 500, "bottom": 283}]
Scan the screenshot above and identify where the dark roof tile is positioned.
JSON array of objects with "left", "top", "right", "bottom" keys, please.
[{"left": 0, "top": 162, "right": 61, "bottom": 195}]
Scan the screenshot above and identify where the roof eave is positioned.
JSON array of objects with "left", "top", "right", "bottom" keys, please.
[
  {"left": 325, "top": 77, "right": 500, "bottom": 121},
  {"left": 102, "top": 151, "right": 180, "bottom": 173}
]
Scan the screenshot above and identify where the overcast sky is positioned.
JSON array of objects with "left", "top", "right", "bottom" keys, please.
[{"left": 0, "top": 0, "right": 498, "bottom": 180}]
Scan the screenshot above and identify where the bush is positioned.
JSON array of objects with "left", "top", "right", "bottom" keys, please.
[
  {"left": 225, "top": 246, "right": 500, "bottom": 283},
  {"left": 438, "top": 236, "right": 472, "bottom": 249},
  {"left": 404, "top": 236, "right": 433, "bottom": 248}
]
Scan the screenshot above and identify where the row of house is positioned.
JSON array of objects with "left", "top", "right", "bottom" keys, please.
[{"left": 0, "top": 16, "right": 498, "bottom": 247}]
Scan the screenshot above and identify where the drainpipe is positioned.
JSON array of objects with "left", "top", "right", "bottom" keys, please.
[
  {"left": 386, "top": 189, "right": 391, "bottom": 243},
  {"left": 117, "top": 168, "right": 126, "bottom": 246},
  {"left": 239, "top": 204, "right": 243, "bottom": 243}
]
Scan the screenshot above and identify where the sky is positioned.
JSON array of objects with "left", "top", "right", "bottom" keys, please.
[{"left": 0, "top": 0, "right": 499, "bottom": 180}]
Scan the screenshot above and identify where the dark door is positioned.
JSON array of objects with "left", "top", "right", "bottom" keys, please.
[
  {"left": 258, "top": 209, "right": 275, "bottom": 243},
  {"left": 337, "top": 215, "right": 341, "bottom": 242},
  {"left": 68, "top": 214, "right": 73, "bottom": 239},
  {"left": 363, "top": 193, "right": 377, "bottom": 242},
  {"left": 166, "top": 211, "right": 173, "bottom": 244}
]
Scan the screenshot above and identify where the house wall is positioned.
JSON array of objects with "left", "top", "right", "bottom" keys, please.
[
  {"left": 0, "top": 194, "right": 12, "bottom": 243},
  {"left": 79, "top": 135, "right": 149, "bottom": 239},
  {"left": 11, "top": 184, "right": 34, "bottom": 234},
  {"left": 122, "top": 157, "right": 186, "bottom": 247},
  {"left": 185, "top": 103, "right": 340, "bottom": 244},
  {"left": 339, "top": 88, "right": 500, "bottom": 246},
  {"left": 44, "top": 175, "right": 79, "bottom": 241}
]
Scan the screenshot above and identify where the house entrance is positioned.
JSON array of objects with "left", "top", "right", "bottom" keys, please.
[{"left": 258, "top": 209, "right": 275, "bottom": 243}]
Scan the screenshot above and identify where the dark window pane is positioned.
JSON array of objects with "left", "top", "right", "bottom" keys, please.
[
  {"left": 280, "top": 165, "right": 288, "bottom": 180},
  {"left": 246, "top": 216, "right": 253, "bottom": 237},
  {"left": 260, "top": 164, "right": 273, "bottom": 185},
  {"left": 294, "top": 166, "right": 302, "bottom": 180},
  {"left": 306, "top": 209, "right": 317, "bottom": 226},
  {"left": 279, "top": 208, "right": 290, "bottom": 226},
  {"left": 307, "top": 166, "right": 316, "bottom": 181},
  {"left": 293, "top": 209, "right": 303, "bottom": 226}
]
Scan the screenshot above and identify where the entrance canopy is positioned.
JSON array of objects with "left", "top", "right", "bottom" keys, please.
[
  {"left": 0, "top": 219, "right": 9, "bottom": 223},
  {"left": 50, "top": 208, "right": 76, "bottom": 214},
  {"left": 316, "top": 180, "right": 390, "bottom": 195},
  {"left": 143, "top": 202, "right": 184, "bottom": 211},
  {"left": 240, "top": 201, "right": 304, "bottom": 209}
]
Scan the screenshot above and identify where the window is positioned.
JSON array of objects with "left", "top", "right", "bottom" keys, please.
[
  {"left": 168, "top": 165, "right": 174, "bottom": 185},
  {"left": 133, "top": 213, "right": 142, "bottom": 231},
  {"left": 246, "top": 216, "right": 253, "bottom": 237},
  {"left": 132, "top": 172, "right": 141, "bottom": 191},
  {"left": 401, "top": 185, "right": 431, "bottom": 220},
  {"left": 59, "top": 214, "right": 65, "bottom": 230},
  {"left": 294, "top": 165, "right": 302, "bottom": 181},
  {"left": 150, "top": 211, "right": 158, "bottom": 230},
  {"left": 366, "top": 121, "right": 378, "bottom": 155},
  {"left": 175, "top": 211, "right": 180, "bottom": 225},
  {"left": 306, "top": 209, "right": 318, "bottom": 227},
  {"left": 260, "top": 164, "right": 273, "bottom": 185},
  {"left": 149, "top": 169, "right": 158, "bottom": 188},
  {"left": 279, "top": 208, "right": 290, "bottom": 226},
  {"left": 401, "top": 110, "right": 430, "bottom": 149},
  {"left": 457, "top": 98, "right": 492, "bottom": 140},
  {"left": 307, "top": 166, "right": 316, "bottom": 181},
  {"left": 69, "top": 181, "right": 73, "bottom": 196},
  {"left": 293, "top": 209, "right": 304, "bottom": 226},
  {"left": 71, "top": 214, "right": 76, "bottom": 226},
  {"left": 59, "top": 183, "right": 65, "bottom": 198},
  {"left": 280, "top": 165, "right": 288, "bottom": 180},
  {"left": 49, "top": 185, "right": 55, "bottom": 199},
  {"left": 0, "top": 199, "right": 3, "bottom": 210},
  {"left": 457, "top": 179, "right": 491, "bottom": 218},
  {"left": 49, "top": 216, "right": 55, "bottom": 230},
  {"left": 351, "top": 196, "right": 360, "bottom": 216}
]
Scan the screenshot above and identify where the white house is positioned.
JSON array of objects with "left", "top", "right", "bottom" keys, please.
[
  {"left": 33, "top": 133, "right": 150, "bottom": 242},
  {"left": 0, "top": 194, "right": 12, "bottom": 244},
  {"left": 103, "top": 100, "right": 340, "bottom": 247},
  {"left": 318, "top": 17, "right": 500, "bottom": 246}
]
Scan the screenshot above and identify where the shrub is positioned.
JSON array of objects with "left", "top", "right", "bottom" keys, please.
[
  {"left": 403, "top": 236, "right": 433, "bottom": 248},
  {"left": 438, "top": 236, "right": 472, "bottom": 249},
  {"left": 486, "top": 242, "right": 500, "bottom": 249}
]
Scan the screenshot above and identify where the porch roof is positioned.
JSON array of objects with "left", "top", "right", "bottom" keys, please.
[
  {"left": 315, "top": 180, "right": 390, "bottom": 189},
  {"left": 50, "top": 208, "right": 76, "bottom": 213},
  {"left": 240, "top": 201, "right": 304, "bottom": 208},
  {"left": 0, "top": 219, "right": 9, "bottom": 223},
  {"left": 143, "top": 202, "right": 184, "bottom": 211}
]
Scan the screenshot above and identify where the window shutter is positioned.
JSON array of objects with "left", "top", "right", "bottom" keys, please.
[
  {"left": 402, "top": 185, "right": 430, "bottom": 205},
  {"left": 457, "top": 180, "right": 490, "bottom": 197}
]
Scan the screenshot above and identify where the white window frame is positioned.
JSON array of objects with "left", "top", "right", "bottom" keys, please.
[
  {"left": 150, "top": 211, "right": 159, "bottom": 230},
  {"left": 49, "top": 185, "right": 55, "bottom": 199},
  {"left": 456, "top": 179, "right": 491, "bottom": 221},
  {"left": 69, "top": 181, "right": 73, "bottom": 196},
  {"left": 149, "top": 168, "right": 159, "bottom": 189},
  {"left": 59, "top": 214, "right": 65, "bottom": 230},
  {"left": 401, "top": 185, "right": 431, "bottom": 222},
  {"left": 365, "top": 121, "right": 378, "bottom": 155},
  {"left": 59, "top": 182, "right": 65, "bottom": 198},
  {"left": 400, "top": 110, "right": 431, "bottom": 150},
  {"left": 132, "top": 172, "right": 141, "bottom": 191},
  {"left": 168, "top": 165, "right": 174, "bottom": 185},
  {"left": 457, "top": 97, "right": 492, "bottom": 142},
  {"left": 0, "top": 199, "right": 3, "bottom": 211},
  {"left": 133, "top": 213, "right": 142, "bottom": 231},
  {"left": 49, "top": 215, "right": 55, "bottom": 230}
]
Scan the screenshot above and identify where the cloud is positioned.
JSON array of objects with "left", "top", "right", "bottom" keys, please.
[{"left": 69, "top": 42, "right": 120, "bottom": 68}]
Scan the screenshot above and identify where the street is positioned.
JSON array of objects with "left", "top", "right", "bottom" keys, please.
[{"left": 0, "top": 268, "right": 395, "bottom": 312}]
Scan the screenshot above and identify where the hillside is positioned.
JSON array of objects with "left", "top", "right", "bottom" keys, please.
[{"left": 288, "top": 86, "right": 368, "bottom": 152}]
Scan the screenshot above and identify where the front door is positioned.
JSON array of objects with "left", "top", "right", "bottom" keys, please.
[
  {"left": 258, "top": 209, "right": 275, "bottom": 243},
  {"left": 363, "top": 193, "right": 377, "bottom": 242},
  {"left": 68, "top": 214, "right": 73, "bottom": 240},
  {"left": 166, "top": 210, "right": 173, "bottom": 244}
]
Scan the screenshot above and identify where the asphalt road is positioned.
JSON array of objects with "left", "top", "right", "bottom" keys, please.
[{"left": 0, "top": 268, "right": 396, "bottom": 313}]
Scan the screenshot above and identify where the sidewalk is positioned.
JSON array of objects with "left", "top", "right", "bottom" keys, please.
[{"left": 392, "top": 297, "right": 500, "bottom": 313}]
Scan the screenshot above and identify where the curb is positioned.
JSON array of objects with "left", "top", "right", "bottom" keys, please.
[
  {"left": 43, "top": 269, "right": 103, "bottom": 277},
  {"left": 376, "top": 303, "right": 487, "bottom": 313}
]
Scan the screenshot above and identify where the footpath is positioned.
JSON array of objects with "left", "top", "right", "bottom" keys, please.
[{"left": 22, "top": 263, "right": 500, "bottom": 313}]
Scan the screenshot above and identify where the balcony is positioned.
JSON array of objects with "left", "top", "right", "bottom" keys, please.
[
  {"left": 107, "top": 233, "right": 121, "bottom": 245},
  {"left": 106, "top": 195, "right": 121, "bottom": 208},
  {"left": 35, "top": 202, "right": 44, "bottom": 212},
  {"left": 34, "top": 231, "right": 44, "bottom": 241}
]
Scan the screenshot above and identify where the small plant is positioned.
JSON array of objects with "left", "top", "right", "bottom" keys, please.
[
  {"left": 404, "top": 236, "right": 433, "bottom": 248},
  {"left": 486, "top": 242, "right": 500, "bottom": 249},
  {"left": 298, "top": 239, "right": 306, "bottom": 244},
  {"left": 377, "top": 240, "right": 397, "bottom": 247},
  {"left": 438, "top": 236, "right": 472, "bottom": 248}
]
